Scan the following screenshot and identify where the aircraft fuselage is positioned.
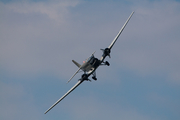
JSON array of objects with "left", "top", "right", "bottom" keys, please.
[{"left": 81, "top": 55, "right": 100, "bottom": 74}]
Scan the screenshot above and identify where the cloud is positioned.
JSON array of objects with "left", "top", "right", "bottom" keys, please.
[
  {"left": 4, "top": 0, "right": 79, "bottom": 24},
  {"left": 0, "top": 1, "right": 180, "bottom": 119},
  {"left": 0, "top": 0, "right": 80, "bottom": 79},
  {"left": 0, "top": 0, "right": 180, "bottom": 82},
  {"left": 113, "top": 0, "right": 180, "bottom": 84}
]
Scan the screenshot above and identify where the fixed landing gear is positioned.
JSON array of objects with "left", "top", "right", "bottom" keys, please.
[
  {"left": 101, "top": 61, "right": 110, "bottom": 66},
  {"left": 80, "top": 73, "right": 97, "bottom": 82},
  {"left": 92, "top": 71, "right": 97, "bottom": 80},
  {"left": 92, "top": 76, "right": 97, "bottom": 80},
  {"left": 105, "top": 61, "right": 110, "bottom": 66}
]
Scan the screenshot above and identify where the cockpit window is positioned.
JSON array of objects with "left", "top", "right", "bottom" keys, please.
[{"left": 87, "top": 55, "right": 94, "bottom": 62}]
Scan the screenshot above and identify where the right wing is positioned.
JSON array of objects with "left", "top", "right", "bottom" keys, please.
[{"left": 44, "top": 80, "right": 84, "bottom": 114}]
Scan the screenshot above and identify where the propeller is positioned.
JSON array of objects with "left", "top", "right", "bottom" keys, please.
[
  {"left": 101, "top": 48, "right": 111, "bottom": 58},
  {"left": 80, "top": 74, "right": 91, "bottom": 81}
]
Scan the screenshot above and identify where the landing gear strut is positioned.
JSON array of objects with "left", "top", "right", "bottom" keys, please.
[{"left": 92, "top": 71, "right": 97, "bottom": 80}]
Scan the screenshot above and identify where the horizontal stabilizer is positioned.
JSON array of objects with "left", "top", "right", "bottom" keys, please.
[
  {"left": 67, "top": 67, "right": 81, "bottom": 83},
  {"left": 72, "top": 60, "right": 81, "bottom": 68}
]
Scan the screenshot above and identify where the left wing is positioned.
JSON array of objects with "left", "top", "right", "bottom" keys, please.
[
  {"left": 108, "top": 11, "right": 134, "bottom": 50},
  {"left": 44, "top": 80, "right": 84, "bottom": 114},
  {"left": 100, "top": 12, "right": 134, "bottom": 62}
]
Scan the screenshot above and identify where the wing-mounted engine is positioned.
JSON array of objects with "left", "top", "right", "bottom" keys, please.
[
  {"left": 100, "top": 11, "right": 134, "bottom": 63},
  {"left": 81, "top": 74, "right": 89, "bottom": 80},
  {"left": 101, "top": 48, "right": 111, "bottom": 58},
  {"left": 100, "top": 48, "right": 111, "bottom": 66},
  {"left": 79, "top": 73, "right": 92, "bottom": 82}
]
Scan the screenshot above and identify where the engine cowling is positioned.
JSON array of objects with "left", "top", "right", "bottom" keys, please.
[
  {"left": 102, "top": 48, "right": 111, "bottom": 58},
  {"left": 81, "top": 74, "right": 88, "bottom": 80}
]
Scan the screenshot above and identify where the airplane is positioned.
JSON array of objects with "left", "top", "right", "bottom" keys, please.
[{"left": 44, "top": 11, "right": 134, "bottom": 114}]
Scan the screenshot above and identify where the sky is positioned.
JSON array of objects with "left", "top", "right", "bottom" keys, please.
[{"left": 0, "top": 0, "right": 180, "bottom": 120}]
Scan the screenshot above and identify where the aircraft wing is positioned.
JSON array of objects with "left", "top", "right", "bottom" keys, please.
[
  {"left": 108, "top": 11, "right": 134, "bottom": 50},
  {"left": 44, "top": 80, "right": 84, "bottom": 114}
]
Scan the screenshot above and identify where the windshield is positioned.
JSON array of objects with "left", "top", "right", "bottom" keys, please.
[{"left": 87, "top": 55, "right": 94, "bottom": 62}]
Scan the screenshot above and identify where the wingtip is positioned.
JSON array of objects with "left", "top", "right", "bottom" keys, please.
[
  {"left": 44, "top": 109, "right": 50, "bottom": 114},
  {"left": 130, "top": 11, "right": 134, "bottom": 15},
  {"left": 44, "top": 111, "right": 47, "bottom": 114}
]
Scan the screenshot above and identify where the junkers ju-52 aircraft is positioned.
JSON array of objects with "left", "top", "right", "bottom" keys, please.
[{"left": 44, "top": 11, "right": 134, "bottom": 114}]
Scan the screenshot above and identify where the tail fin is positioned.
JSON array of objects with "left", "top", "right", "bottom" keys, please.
[{"left": 72, "top": 60, "right": 81, "bottom": 68}]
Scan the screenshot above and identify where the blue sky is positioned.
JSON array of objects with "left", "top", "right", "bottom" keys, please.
[{"left": 0, "top": 0, "right": 180, "bottom": 120}]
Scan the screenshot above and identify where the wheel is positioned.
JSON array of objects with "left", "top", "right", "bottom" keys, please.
[
  {"left": 105, "top": 61, "right": 110, "bottom": 66},
  {"left": 92, "top": 76, "right": 97, "bottom": 80}
]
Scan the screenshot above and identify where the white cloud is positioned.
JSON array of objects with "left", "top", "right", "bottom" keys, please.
[
  {"left": 0, "top": 1, "right": 180, "bottom": 120},
  {"left": 0, "top": 0, "right": 80, "bottom": 79},
  {"left": 4, "top": 0, "right": 79, "bottom": 23},
  {"left": 1, "top": 0, "right": 180, "bottom": 85}
]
